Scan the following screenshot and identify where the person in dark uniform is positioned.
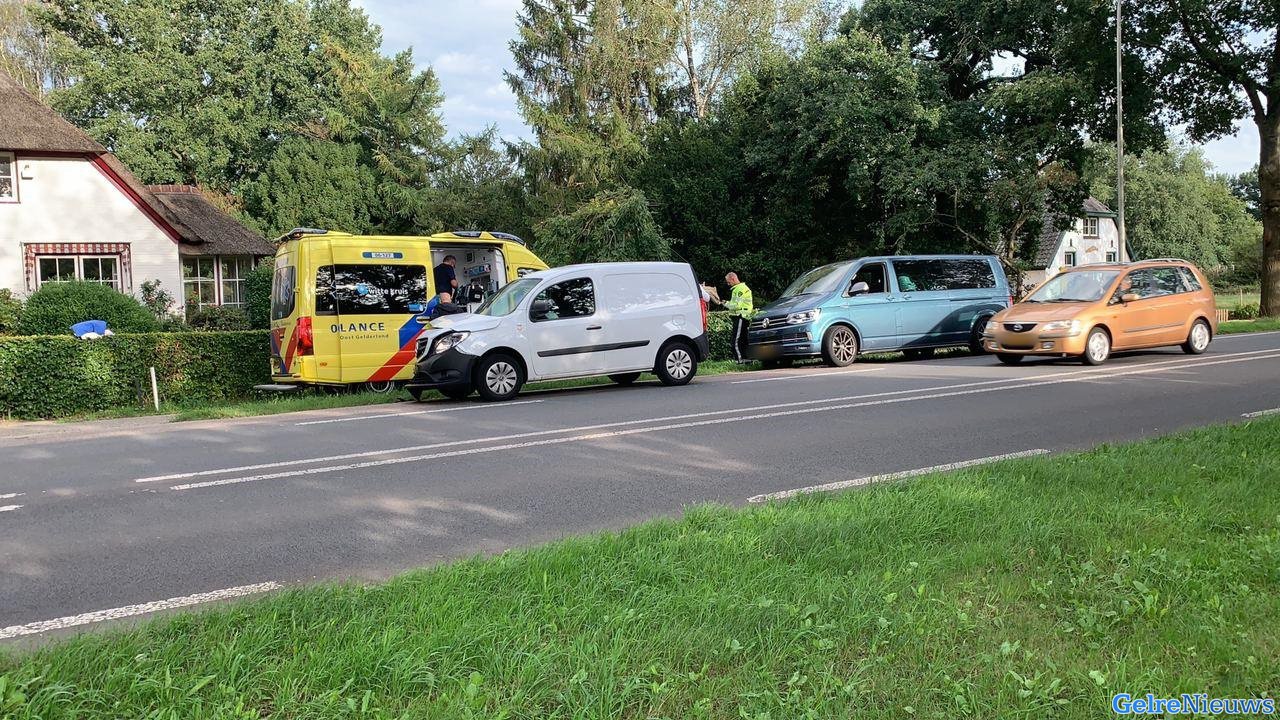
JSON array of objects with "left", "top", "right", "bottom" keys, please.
[
  {"left": 428, "top": 292, "right": 467, "bottom": 320},
  {"left": 433, "top": 255, "right": 458, "bottom": 296}
]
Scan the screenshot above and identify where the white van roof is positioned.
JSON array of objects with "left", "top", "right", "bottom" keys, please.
[{"left": 526, "top": 262, "right": 694, "bottom": 282}]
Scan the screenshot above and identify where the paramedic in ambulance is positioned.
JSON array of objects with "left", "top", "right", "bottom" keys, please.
[
  {"left": 429, "top": 292, "right": 467, "bottom": 320},
  {"left": 433, "top": 255, "right": 459, "bottom": 295}
]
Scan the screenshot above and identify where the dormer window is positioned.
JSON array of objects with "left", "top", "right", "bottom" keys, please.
[
  {"left": 0, "top": 152, "right": 17, "bottom": 202},
  {"left": 1083, "top": 217, "right": 1100, "bottom": 238}
]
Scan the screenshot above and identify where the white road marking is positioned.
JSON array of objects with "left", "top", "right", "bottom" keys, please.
[
  {"left": 0, "top": 493, "right": 22, "bottom": 500},
  {"left": 294, "top": 399, "right": 544, "bottom": 426},
  {"left": 168, "top": 350, "right": 1280, "bottom": 492},
  {"left": 747, "top": 449, "right": 1052, "bottom": 503},
  {"left": 0, "top": 505, "right": 23, "bottom": 513},
  {"left": 134, "top": 348, "right": 1280, "bottom": 486},
  {"left": 730, "top": 368, "right": 884, "bottom": 384},
  {"left": 0, "top": 582, "right": 281, "bottom": 640},
  {"left": 1243, "top": 408, "right": 1280, "bottom": 418}
]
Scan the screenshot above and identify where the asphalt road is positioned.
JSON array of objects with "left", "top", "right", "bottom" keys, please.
[{"left": 3, "top": 331, "right": 1280, "bottom": 640}]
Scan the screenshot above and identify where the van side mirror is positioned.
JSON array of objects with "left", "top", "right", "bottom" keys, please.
[
  {"left": 848, "top": 281, "right": 871, "bottom": 297},
  {"left": 1121, "top": 292, "right": 1140, "bottom": 303},
  {"left": 530, "top": 298, "right": 553, "bottom": 321}
]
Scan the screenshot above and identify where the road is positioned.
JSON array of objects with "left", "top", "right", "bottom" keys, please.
[{"left": 3, "top": 331, "right": 1279, "bottom": 640}]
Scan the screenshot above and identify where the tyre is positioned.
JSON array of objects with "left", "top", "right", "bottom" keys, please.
[
  {"left": 609, "top": 372, "right": 642, "bottom": 386},
  {"left": 996, "top": 353, "right": 1024, "bottom": 365},
  {"left": 440, "top": 385, "right": 472, "bottom": 400},
  {"left": 903, "top": 348, "right": 935, "bottom": 360},
  {"left": 1082, "top": 327, "right": 1111, "bottom": 366},
  {"left": 969, "top": 316, "right": 992, "bottom": 354},
  {"left": 473, "top": 353, "right": 524, "bottom": 401},
  {"left": 408, "top": 388, "right": 424, "bottom": 402},
  {"left": 1182, "top": 319, "right": 1212, "bottom": 355},
  {"left": 363, "top": 380, "right": 398, "bottom": 394},
  {"left": 654, "top": 341, "right": 697, "bottom": 386},
  {"left": 821, "top": 325, "right": 858, "bottom": 367}
]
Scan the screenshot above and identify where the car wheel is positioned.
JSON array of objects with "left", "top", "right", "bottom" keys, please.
[
  {"left": 654, "top": 341, "right": 697, "bottom": 386},
  {"left": 440, "top": 385, "right": 472, "bottom": 400},
  {"left": 821, "top": 325, "right": 858, "bottom": 367},
  {"left": 903, "top": 348, "right": 935, "bottom": 360},
  {"left": 609, "top": 372, "right": 642, "bottom": 386},
  {"left": 1082, "top": 327, "right": 1111, "bottom": 366},
  {"left": 969, "top": 316, "right": 992, "bottom": 354},
  {"left": 1182, "top": 319, "right": 1212, "bottom": 355},
  {"left": 364, "top": 380, "right": 399, "bottom": 394},
  {"left": 996, "top": 353, "right": 1024, "bottom": 366},
  {"left": 474, "top": 353, "right": 523, "bottom": 401}
]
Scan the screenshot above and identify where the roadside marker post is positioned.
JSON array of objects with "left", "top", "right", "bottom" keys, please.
[{"left": 149, "top": 366, "right": 160, "bottom": 412}]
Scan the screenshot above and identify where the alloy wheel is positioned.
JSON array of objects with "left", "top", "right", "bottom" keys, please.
[
  {"left": 1191, "top": 322, "right": 1210, "bottom": 351},
  {"left": 832, "top": 328, "right": 857, "bottom": 365},
  {"left": 1087, "top": 330, "right": 1110, "bottom": 363}
]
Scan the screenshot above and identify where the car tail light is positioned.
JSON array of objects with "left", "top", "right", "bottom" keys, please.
[
  {"left": 1008, "top": 295, "right": 1014, "bottom": 307},
  {"left": 297, "top": 316, "right": 314, "bottom": 356},
  {"left": 700, "top": 297, "right": 709, "bottom": 331}
]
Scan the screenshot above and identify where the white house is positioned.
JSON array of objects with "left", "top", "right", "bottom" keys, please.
[
  {"left": 1023, "top": 198, "right": 1130, "bottom": 290},
  {"left": 0, "top": 72, "right": 273, "bottom": 314}
]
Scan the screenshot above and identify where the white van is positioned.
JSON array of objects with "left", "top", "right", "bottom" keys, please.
[{"left": 407, "top": 262, "right": 711, "bottom": 401}]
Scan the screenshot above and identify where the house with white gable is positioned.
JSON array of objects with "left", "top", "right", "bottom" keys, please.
[
  {"left": 0, "top": 71, "right": 273, "bottom": 315},
  {"left": 1023, "top": 198, "right": 1130, "bottom": 290}
]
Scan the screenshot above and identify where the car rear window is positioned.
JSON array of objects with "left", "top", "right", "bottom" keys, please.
[{"left": 270, "top": 265, "right": 296, "bottom": 321}]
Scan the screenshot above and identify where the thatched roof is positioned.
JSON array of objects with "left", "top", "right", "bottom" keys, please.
[
  {"left": 0, "top": 72, "right": 104, "bottom": 153},
  {"left": 148, "top": 186, "right": 275, "bottom": 257},
  {"left": 1034, "top": 198, "right": 1117, "bottom": 266}
]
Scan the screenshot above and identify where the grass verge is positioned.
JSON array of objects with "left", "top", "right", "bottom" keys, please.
[
  {"left": 1219, "top": 317, "right": 1280, "bottom": 335},
  {"left": 3, "top": 417, "right": 1278, "bottom": 718}
]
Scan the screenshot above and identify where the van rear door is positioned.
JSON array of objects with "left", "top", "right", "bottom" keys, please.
[
  {"left": 269, "top": 253, "right": 300, "bottom": 379},
  {"left": 323, "top": 246, "right": 430, "bottom": 384}
]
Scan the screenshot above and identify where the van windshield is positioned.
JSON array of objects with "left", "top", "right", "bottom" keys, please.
[
  {"left": 475, "top": 277, "right": 540, "bottom": 317},
  {"left": 1026, "top": 270, "right": 1121, "bottom": 303},
  {"left": 780, "top": 262, "right": 855, "bottom": 298}
]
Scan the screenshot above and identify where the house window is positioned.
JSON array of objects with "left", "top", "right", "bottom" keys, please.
[
  {"left": 1064, "top": 251, "right": 1078, "bottom": 267},
  {"left": 183, "top": 257, "right": 217, "bottom": 308},
  {"left": 219, "top": 256, "right": 253, "bottom": 306},
  {"left": 1106, "top": 251, "right": 1118, "bottom": 262},
  {"left": 1082, "top": 217, "right": 1100, "bottom": 238},
  {"left": 36, "top": 255, "right": 122, "bottom": 289},
  {"left": 0, "top": 152, "right": 17, "bottom": 202}
]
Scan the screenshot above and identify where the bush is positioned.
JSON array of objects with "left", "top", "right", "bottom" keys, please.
[
  {"left": 187, "top": 305, "right": 252, "bottom": 331},
  {"left": 0, "top": 289, "right": 21, "bottom": 336},
  {"left": 1232, "top": 303, "right": 1261, "bottom": 320},
  {"left": 18, "top": 281, "right": 159, "bottom": 336},
  {"left": 0, "top": 331, "right": 271, "bottom": 419},
  {"left": 707, "top": 312, "right": 736, "bottom": 361},
  {"left": 245, "top": 263, "right": 274, "bottom": 330}
]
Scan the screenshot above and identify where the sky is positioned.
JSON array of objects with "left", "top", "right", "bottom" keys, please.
[{"left": 357, "top": 0, "right": 1260, "bottom": 175}]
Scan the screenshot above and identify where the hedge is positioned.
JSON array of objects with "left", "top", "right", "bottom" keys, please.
[{"left": 0, "top": 331, "right": 271, "bottom": 419}]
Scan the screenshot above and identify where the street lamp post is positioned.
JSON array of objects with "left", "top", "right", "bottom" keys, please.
[{"left": 1115, "top": 0, "right": 1128, "bottom": 261}]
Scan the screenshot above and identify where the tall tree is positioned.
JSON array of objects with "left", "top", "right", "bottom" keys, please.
[
  {"left": 1129, "top": 0, "right": 1279, "bottom": 314},
  {"left": 0, "top": 0, "right": 66, "bottom": 95}
]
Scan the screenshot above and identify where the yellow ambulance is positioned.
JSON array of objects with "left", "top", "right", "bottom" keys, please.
[{"left": 266, "top": 228, "right": 549, "bottom": 393}]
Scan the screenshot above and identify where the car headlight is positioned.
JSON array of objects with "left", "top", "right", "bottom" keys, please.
[
  {"left": 1041, "top": 320, "right": 1082, "bottom": 335},
  {"left": 432, "top": 331, "right": 470, "bottom": 355},
  {"left": 787, "top": 309, "right": 821, "bottom": 325}
]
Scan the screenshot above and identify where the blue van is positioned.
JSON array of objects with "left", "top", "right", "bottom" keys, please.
[{"left": 748, "top": 255, "right": 1011, "bottom": 366}]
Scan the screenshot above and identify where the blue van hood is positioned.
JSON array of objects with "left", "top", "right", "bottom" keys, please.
[{"left": 760, "top": 294, "right": 827, "bottom": 315}]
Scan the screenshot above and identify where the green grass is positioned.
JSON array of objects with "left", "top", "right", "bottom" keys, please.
[
  {"left": 1215, "top": 289, "right": 1260, "bottom": 310},
  {"left": 3, "top": 418, "right": 1278, "bottom": 718},
  {"left": 1219, "top": 317, "right": 1280, "bottom": 335}
]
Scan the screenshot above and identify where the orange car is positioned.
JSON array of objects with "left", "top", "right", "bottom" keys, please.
[{"left": 984, "top": 260, "right": 1217, "bottom": 365}]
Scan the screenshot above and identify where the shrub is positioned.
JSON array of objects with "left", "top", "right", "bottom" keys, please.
[
  {"left": 0, "top": 289, "right": 21, "bottom": 336},
  {"left": 707, "top": 312, "right": 736, "bottom": 361},
  {"left": 1232, "top": 303, "right": 1261, "bottom": 320},
  {"left": 18, "top": 281, "right": 159, "bottom": 336},
  {"left": 0, "top": 331, "right": 271, "bottom": 419},
  {"left": 245, "top": 263, "right": 273, "bottom": 330},
  {"left": 187, "top": 305, "right": 252, "bottom": 331},
  {"left": 140, "top": 279, "right": 176, "bottom": 319}
]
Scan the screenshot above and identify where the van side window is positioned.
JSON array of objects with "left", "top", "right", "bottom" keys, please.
[
  {"left": 851, "top": 263, "right": 887, "bottom": 294},
  {"left": 531, "top": 277, "right": 595, "bottom": 322},
  {"left": 316, "top": 264, "right": 427, "bottom": 315},
  {"left": 891, "top": 259, "right": 996, "bottom": 292}
]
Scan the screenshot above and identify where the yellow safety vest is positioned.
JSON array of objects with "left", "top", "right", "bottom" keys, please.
[{"left": 725, "top": 282, "right": 754, "bottom": 318}]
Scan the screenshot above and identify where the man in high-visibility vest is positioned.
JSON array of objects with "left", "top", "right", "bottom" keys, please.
[{"left": 722, "top": 271, "right": 754, "bottom": 363}]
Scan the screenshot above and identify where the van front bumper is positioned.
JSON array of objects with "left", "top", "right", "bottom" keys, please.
[
  {"left": 747, "top": 325, "right": 819, "bottom": 359},
  {"left": 406, "top": 347, "right": 477, "bottom": 393}
]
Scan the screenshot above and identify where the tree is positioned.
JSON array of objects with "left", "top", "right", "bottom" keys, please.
[
  {"left": 1226, "top": 168, "right": 1261, "bottom": 221},
  {"left": 427, "top": 129, "right": 533, "bottom": 240},
  {"left": 1087, "top": 145, "right": 1262, "bottom": 280},
  {"left": 0, "top": 0, "right": 67, "bottom": 96},
  {"left": 536, "top": 187, "right": 671, "bottom": 266},
  {"left": 240, "top": 137, "right": 379, "bottom": 237},
  {"left": 1129, "top": 0, "right": 1280, "bottom": 314}
]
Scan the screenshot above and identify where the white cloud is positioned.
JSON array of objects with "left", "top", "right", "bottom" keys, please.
[{"left": 1198, "top": 123, "right": 1258, "bottom": 175}]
